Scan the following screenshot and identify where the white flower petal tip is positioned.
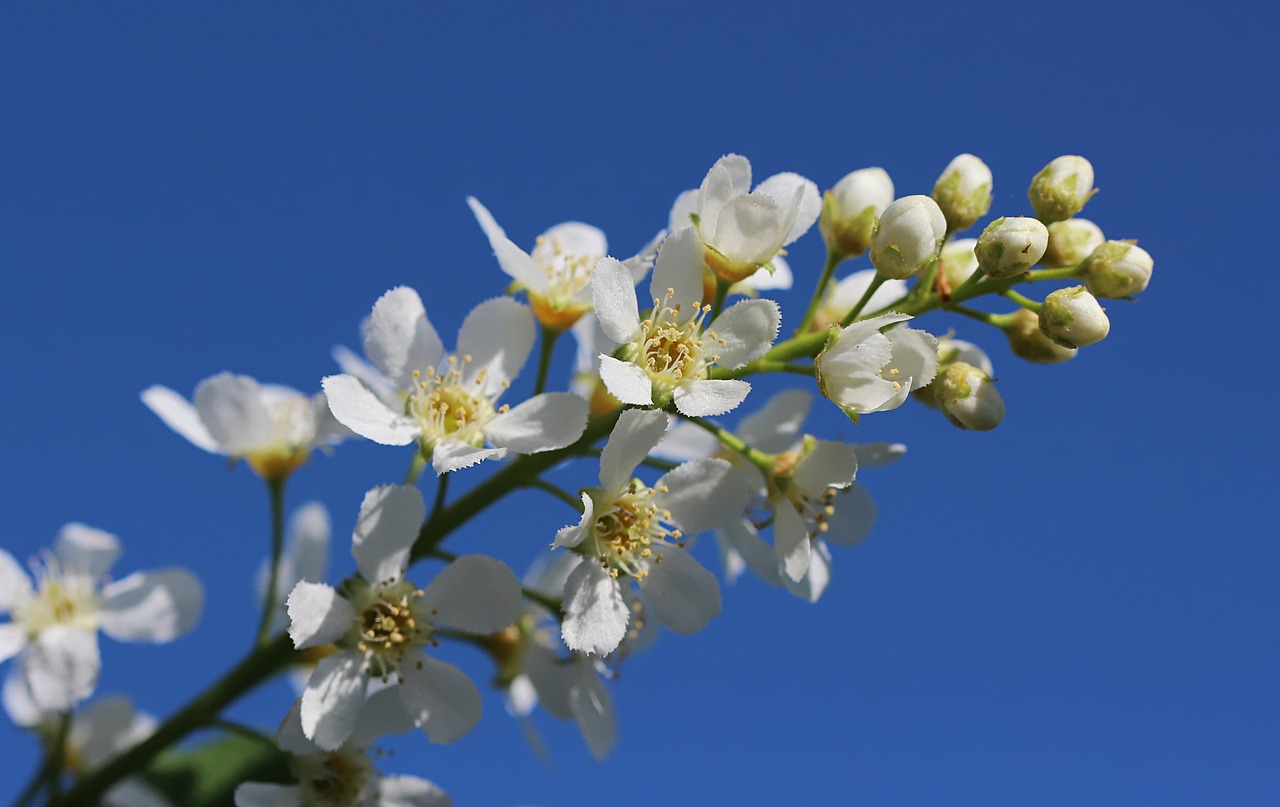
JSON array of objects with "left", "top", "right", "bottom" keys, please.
[
  {"left": 642, "top": 546, "right": 722, "bottom": 636},
  {"left": 708, "top": 298, "right": 781, "bottom": 369},
  {"left": 400, "top": 655, "right": 483, "bottom": 745},
  {"left": 351, "top": 485, "right": 426, "bottom": 585},
  {"left": 430, "top": 442, "right": 507, "bottom": 474},
  {"left": 561, "top": 561, "right": 628, "bottom": 656},
  {"left": 422, "top": 555, "right": 523, "bottom": 634},
  {"left": 673, "top": 379, "right": 751, "bottom": 417},
  {"left": 140, "top": 385, "right": 220, "bottom": 453},
  {"left": 322, "top": 375, "right": 420, "bottom": 447},
  {"left": 98, "top": 569, "right": 203, "bottom": 643},
  {"left": 486, "top": 393, "right": 588, "bottom": 454},
  {"left": 286, "top": 582, "right": 354, "bottom": 650}
]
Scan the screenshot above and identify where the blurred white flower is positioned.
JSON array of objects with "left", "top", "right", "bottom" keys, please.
[
  {"left": 322, "top": 288, "right": 588, "bottom": 475},
  {"left": 815, "top": 312, "right": 939, "bottom": 417}
]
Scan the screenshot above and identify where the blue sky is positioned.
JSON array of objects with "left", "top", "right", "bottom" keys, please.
[{"left": 1, "top": 2, "right": 1276, "bottom": 805}]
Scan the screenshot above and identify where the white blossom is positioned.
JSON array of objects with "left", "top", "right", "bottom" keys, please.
[
  {"left": 870, "top": 195, "right": 948, "bottom": 280},
  {"left": 591, "top": 227, "right": 780, "bottom": 417},
  {"left": 669, "top": 154, "right": 820, "bottom": 284},
  {"left": 931, "top": 153, "right": 993, "bottom": 232},
  {"left": 0, "top": 526, "right": 203, "bottom": 712},
  {"left": 819, "top": 167, "right": 894, "bottom": 258},
  {"left": 1081, "top": 241, "right": 1154, "bottom": 298},
  {"left": 322, "top": 289, "right": 588, "bottom": 475},
  {"left": 553, "top": 409, "right": 750, "bottom": 656},
  {"left": 1039, "top": 286, "right": 1110, "bottom": 348},
  {"left": 142, "top": 374, "right": 348, "bottom": 481},
  {"left": 975, "top": 216, "right": 1050, "bottom": 278},
  {"left": 815, "top": 313, "right": 939, "bottom": 417},
  {"left": 1029, "top": 155, "right": 1095, "bottom": 223},
  {"left": 286, "top": 485, "right": 523, "bottom": 750}
]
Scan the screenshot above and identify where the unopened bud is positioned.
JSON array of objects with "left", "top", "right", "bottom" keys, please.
[
  {"left": 1028, "top": 155, "right": 1095, "bottom": 223},
  {"left": 820, "top": 167, "right": 894, "bottom": 258},
  {"left": 1043, "top": 218, "right": 1104, "bottom": 268},
  {"left": 975, "top": 217, "right": 1049, "bottom": 279},
  {"left": 931, "top": 154, "right": 992, "bottom": 233},
  {"left": 1081, "top": 240, "right": 1153, "bottom": 298},
  {"left": 870, "top": 195, "right": 946, "bottom": 280},
  {"left": 934, "top": 361, "right": 1005, "bottom": 431},
  {"left": 940, "top": 238, "right": 982, "bottom": 291},
  {"left": 1005, "top": 308, "right": 1076, "bottom": 364},
  {"left": 1039, "top": 286, "right": 1109, "bottom": 348}
]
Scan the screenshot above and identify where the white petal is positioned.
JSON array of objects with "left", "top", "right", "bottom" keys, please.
[
  {"left": 2, "top": 668, "right": 41, "bottom": 727},
  {"left": 596, "top": 355, "right": 653, "bottom": 407},
  {"left": 718, "top": 520, "right": 781, "bottom": 586},
  {"left": 773, "top": 502, "right": 812, "bottom": 583},
  {"left": 55, "top": 523, "right": 121, "bottom": 580},
  {"left": 623, "top": 229, "right": 665, "bottom": 285},
  {"left": 523, "top": 643, "right": 573, "bottom": 719},
  {"left": 322, "top": 374, "right": 420, "bottom": 446},
  {"left": 21, "top": 626, "right": 100, "bottom": 711},
  {"left": 363, "top": 287, "right": 444, "bottom": 389},
  {"left": 641, "top": 545, "right": 721, "bottom": 635},
  {"left": 276, "top": 699, "right": 316, "bottom": 755},
  {"left": 590, "top": 258, "right": 642, "bottom": 344},
  {"left": 352, "top": 485, "right": 425, "bottom": 585},
  {"left": 712, "top": 192, "right": 788, "bottom": 265},
  {"left": 823, "top": 483, "right": 877, "bottom": 548},
  {"left": 708, "top": 298, "right": 780, "bottom": 369},
  {"left": 668, "top": 188, "right": 700, "bottom": 233},
  {"left": 655, "top": 457, "right": 750, "bottom": 534},
  {"left": 755, "top": 172, "right": 821, "bottom": 245},
  {"left": 536, "top": 221, "right": 607, "bottom": 262},
  {"left": 466, "top": 196, "right": 549, "bottom": 292},
  {"left": 286, "top": 582, "right": 354, "bottom": 649},
  {"left": 852, "top": 442, "right": 907, "bottom": 469},
  {"left": 599, "top": 408, "right": 668, "bottom": 491},
  {"left": 672, "top": 379, "right": 751, "bottom": 417},
  {"left": 560, "top": 561, "right": 628, "bottom": 656},
  {"left": 99, "top": 569, "right": 203, "bottom": 643},
  {"left": 552, "top": 494, "right": 595, "bottom": 550},
  {"left": 235, "top": 783, "right": 302, "bottom": 807},
  {"left": 793, "top": 440, "right": 859, "bottom": 495},
  {"left": 421, "top": 555, "right": 523, "bottom": 634},
  {"left": 485, "top": 392, "right": 587, "bottom": 453},
  {"left": 193, "top": 373, "right": 273, "bottom": 454},
  {"left": 349, "top": 685, "right": 420, "bottom": 745},
  {"left": 651, "top": 420, "right": 719, "bottom": 463},
  {"left": 457, "top": 297, "right": 536, "bottom": 393},
  {"left": 379, "top": 775, "right": 454, "bottom": 807},
  {"left": 73, "top": 695, "right": 142, "bottom": 769},
  {"left": 649, "top": 227, "right": 706, "bottom": 316},
  {"left": 0, "top": 549, "right": 32, "bottom": 612},
  {"left": 737, "top": 389, "right": 811, "bottom": 452},
  {"left": 570, "top": 660, "right": 616, "bottom": 760},
  {"left": 430, "top": 442, "right": 507, "bottom": 474},
  {"left": 331, "top": 345, "right": 399, "bottom": 407},
  {"left": 286, "top": 502, "right": 330, "bottom": 585},
  {"left": 886, "top": 327, "right": 941, "bottom": 394},
  {"left": 400, "top": 654, "right": 482, "bottom": 744},
  {"left": 783, "top": 539, "right": 832, "bottom": 603},
  {"left": 103, "top": 779, "right": 174, "bottom": 807},
  {"left": 697, "top": 154, "right": 751, "bottom": 235},
  {"left": 140, "top": 386, "right": 221, "bottom": 453},
  {"left": 300, "top": 652, "right": 367, "bottom": 750},
  {"left": 0, "top": 624, "right": 27, "bottom": 664}
]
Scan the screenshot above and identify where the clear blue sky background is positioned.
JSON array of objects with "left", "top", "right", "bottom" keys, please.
[{"left": 1, "top": 3, "right": 1276, "bottom": 805}]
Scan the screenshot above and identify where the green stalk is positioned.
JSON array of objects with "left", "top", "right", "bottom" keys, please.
[
  {"left": 796, "top": 249, "right": 844, "bottom": 333},
  {"left": 254, "top": 477, "right": 287, "bottom": 648},
  {"left": 533, "top": 326, "right": 561, "bottom": 396}
]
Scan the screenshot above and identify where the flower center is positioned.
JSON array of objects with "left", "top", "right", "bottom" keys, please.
[
  {"left": 349, "top": 579, "right": 435, "bottom": 682},
  {"left": 406, "top": 355, "right": 507, "bottom": 449},
  {"left": 15, "top": 557, "right": 99, "bottom": 636},
  {"left": 592, "top": 480, "right": 682, "bottom": 580},
  {"left": 533, "top": 233, "right": 600, "bottom": 305},
  {"left": 623, "top": 288, "right": 724, "bottom": 401},
  {"left": 294, "top": 747, "right": 375, "bottom": 807}
]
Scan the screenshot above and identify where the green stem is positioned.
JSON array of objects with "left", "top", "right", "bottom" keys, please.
[
  {"left": 211, "top": 720, "right": 278, "bottom": 749},
  {"left": 796, "top": 249, "right": 844, "bottom": 333},
  {"left": 430, "top": 473, "right": 450, "bottom": 520},
  {"left": 402, "top": 451, "right": 427, "bottom": 485},
  {"left": 686, "top": 417, "right": 772, "bottom": 472},
  {"left": 524, "top": 478, "right": 585, "bottom": 512},
  {"left": 54, "top": 634, "right": 297, "bottom": 807},
  {"left": 840, "top": 274, "right": 888, "bottom": 327},
  {"left": 254, "top": 477, "right": 287, "bottom": 648},
  {"left": 533, "top": 326, "right": 561, "bottom": 396},
  {"left": 947, "top": 304, "right": 1017, "bottom": 329},
  {"left": 710, "top": 277, "right": 730, "bottom": 322},
  {"left": 45, "top": 711, "right": 70, "bottom": 802},
  {"left": 1002, "top": 288, "right": 1042, "bottom": 312}
]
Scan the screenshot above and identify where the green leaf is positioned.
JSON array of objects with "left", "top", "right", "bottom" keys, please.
[{"left": 141, "top": 734, "right": 290, "bottom": 807}]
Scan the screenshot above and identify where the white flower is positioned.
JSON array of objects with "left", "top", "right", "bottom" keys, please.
[
  {"left": 1043, "top": 218, "right": 1105, "bottom": 268},
  {"left": 1039, "top": 286, "right": 1110, "bottom": 348},
  {"left": 932, "top": 361, "right": 1006, "bottom": 431},
  {"left": 975, "top": 216, "right": 1050, "bottom": 278},
  {"left": 1028, "top": 155, "right": 1095, "bottom": 223},
  {"left": 931, "top": 153, "right": 993, "bottom": 232},
  {"left": 669, "top": 154, "right": 820, "bottom": 284},
  {"left": 142, "top": 374, "right": 347, "bottom": 482},
  {"left": 0, "top": 525, "right": 203, "bottom": 712},
  {"left": 553, "top": 409, "right": 750, "bottom": 656},
  {"left": 1081, "top": 240, "right": 1153, "bottom": 298},
  {"left": 322, "top": 289, "right": 589, "bottom": 475},
  {"left": 810, "top": 268, "right": 909, "bottom": 331},
  {"left": 815, "top": 313, "right": 939, "bottom": 417},
  {"left": 1, "top": 687, "right": 173, "bottom": 807},
  {"left": 870, "top": 195, "right": 948, "bottom": 279},
  {"left": 591, "top": 227, "right": 781, "bottom": 417},
  {"left": 235, "top": 694, "right": 452, "bottom": 807},
  {"left": 467, "top": 196, "right": 661, "bottom": 331},
  {"left": 819, "top": 167, "right": 894, "bottom": 258},
  {"left": 286, "top": 485, "right": 523, "bottom": 751}
]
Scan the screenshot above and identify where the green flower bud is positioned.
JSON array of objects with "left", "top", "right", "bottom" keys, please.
[
  {"left": 975, "top": 216, "right": 1049, "bottom": 279},
  {"left": 1080, "top": 240, "right": 1153, "bottom": 298},
  {"left": 1005, "top": 308, "right": 1076, "bottom": 364},
  {"left": 931, "top": 153, "right": 992, "bottom": 233},
  {"left": 1039, "top": 285, "right": 1109, "bottom": 348},
  {"left": 820, "top": 167, "right": 894, "bottom": 258},
  {"left": 1042, "top": 218, "right": 1104, "bottom": 268},
  {"left": 870, "top": 195, "right": 946, "bottom": 280},
  {"left": 1028, "top": 155, "right": 1095, "bottom": 223},
  {"left": 933, "top": 361, "right": 1005, "bottom": 431}
]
